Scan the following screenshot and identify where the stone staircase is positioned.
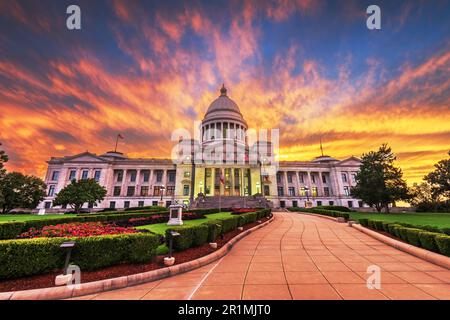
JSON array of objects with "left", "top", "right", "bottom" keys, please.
[{"left": 190, "top": 195, "right": 271, "bottom": 209}]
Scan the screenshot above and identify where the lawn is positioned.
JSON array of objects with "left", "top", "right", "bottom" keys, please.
[
  {"left": 0, "top": 214, "right": 74, "bottom": 223},
  {"left": 137, "top": 212, "right": 233, "bottom": 235},
  {"left": 349, "top": 212, "right": 450, "bottom": 229}
]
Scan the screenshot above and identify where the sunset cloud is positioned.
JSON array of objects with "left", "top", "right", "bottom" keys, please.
[{"left": 0, "top": 0, "right": 449, "bottom": 184}]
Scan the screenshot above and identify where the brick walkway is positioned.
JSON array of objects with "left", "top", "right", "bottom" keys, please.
[{"left": 72, "top": 212, "right": 450, "bottom": 300}]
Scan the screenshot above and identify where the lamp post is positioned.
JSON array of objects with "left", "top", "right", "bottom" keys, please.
[
  {"left": 164, "top": 231, "right": 180, "bottom": 266},
  {"left": 60, "top": 241, "right": 76, "bottom": 275}
]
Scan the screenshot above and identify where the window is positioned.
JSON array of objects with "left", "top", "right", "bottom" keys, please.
[
  {"left": 329, "top": 201, "right": 334, "bottom": 206},
  {"left": 264, "top": 185, "right": 270, "bottom": 196},
  {"left": 288, "top": 187, "right": 295, "bottom": 196},
  {"left": 348, "top": 201, "right": 353, "bottom": 208},
  {"left": 277, "top": 187, "right": 284, "bottom": 196},
  {"left": 287, "top": 173, "right": 293, "bottom": 183},
  {"left": 138, "top": 201, "right": 144, "bottom": 207},
  {"left": 143, "top": 171, "right": 150, "bottom": 182},
  {"left": 292, "top": 200, "right": 298, "bottom": 208},
  {"left": 280, "top": 201, "right": 285, "bottom": 208},
  {"left": 81, "top": 170, "right": 89, "bottom": 180},
  {"left": 156, "top": 170, "right": 163, "bottom": 182},
  {"left": 153, "top": 186, "right": 161, "bottom": 196},
  {"left": 299, "top": 174, "right": 304, "bottom": 183},
  {"left": 342, "top": 173, "right": 347, "bottom": 183},
  {"left": 44, "top": 201, "right": 52, "bottom": 209},
  {"left": 183, "top": 185, "right": 190, "bottom": 196},
  {"left": 88, "top": 202, "right": 94, "bottom": 209},
  {"left": 166, "top": 186, "right": 175, "bottom": 196},
  {"left": 113, "top": 187, "right": 121, "bottom": 196},
  {"left": 69, "top": 170, "right": 76, "bottom": 181},
  {"left": 311, "top": 175, "right": 316, "bottom": 184},
  {"left": 324, "top": 187, "right": 330, "bottom": 197},
  {"left": 312, "top": 187, "right": 318, "bottom": 197},
  {"left": 299, "top": 187, "right": 306, "bottom": 196},
  {"left": 152, "top": 201, "right": 158, "bottom": 206},
  {"left": 358, "top": 201, "right": 363, "bottom": 208},
  {"left": 168, "top": 171, "right": 176, "bottom": 182},
  {"left": 166, "top": 201, "right": 172, "bottom": 207},
  {"left": 183, "top": 171, "right": 191, "bottom": 178},
  {"left": 127, "top": 186, "right": 135, "bottom": 197},
  {"left": 117, "top": 171, "right": 123, "bottom": 182},
  {"left": 276, "top": 172, "right": 281, "bottom": 183},
  {"left": 109, "top": 201, "right": 116, "bottom": 209},
  {"left": 130, "top": 171, "right": 137, "bottom": 182},
  {"left": 317, "top": 201, "right": 322, "bottom": 206},
  {"left": 51, "top": 171, "right": 59, "bottom": 181},
  {"left": 124, "top": 201, "right": 130, "bottom": 209},
  {"left": 140, "top": 186, "right": 149, "bottom": 196},
  {"left": 351, "top": 173, "right": 357, "bottom": 183},
  {"left": 343, "top": 186, "right": 350, "bottom": 196},
  {"left": 48, "top": 185, "right": 56, "bottom": 196},
  {"left": 322, "top": 174, "right": 327, "bottom": 183},
  {"left": 94, "top": 170, "right": 101, "bottom": 182}
]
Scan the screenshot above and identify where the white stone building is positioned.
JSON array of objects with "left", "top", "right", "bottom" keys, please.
[{"left": 39, "top": 85, "right": 363, "bottom": 211}]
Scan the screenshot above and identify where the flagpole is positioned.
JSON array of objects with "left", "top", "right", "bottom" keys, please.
[{"left": 114, "top": 134, "right": 119, "bottom": 152}]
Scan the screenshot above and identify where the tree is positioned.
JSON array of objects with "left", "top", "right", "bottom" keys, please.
[
  {"left": 0, "top": 172, "right": 47, "bottom": 214},
  {"left": 424, "top": 151, "right": 450, "bottom": 199},
  {"left": 53, "top": 178, "right": 107, "bottom": 213},
  {"left": 0, "top": 142, "right": 8, "bottom": 175},
  {"left": 350, "top": 144, "right": 409, "bottom": 213},
  {"left": 407, "top": 182, "right": 442, "bottom": 210}
]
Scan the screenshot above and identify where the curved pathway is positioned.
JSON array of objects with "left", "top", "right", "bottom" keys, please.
[{"left": 72, "top": 212, "right": 450, "bottom": 300}]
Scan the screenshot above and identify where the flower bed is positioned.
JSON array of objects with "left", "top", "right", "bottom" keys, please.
[
  {"left": 231, "top": 208, "right": 256, "bottom": 215},
  {"left": 17, "top": 222, "right": 138, "bottom": 239},
  {"left": 120, "top": 212, "right": 205, "bottom": 227}
]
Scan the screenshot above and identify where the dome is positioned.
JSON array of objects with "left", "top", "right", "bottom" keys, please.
[
  {"left": 203, "top": 84, "right": 246, "bottom": 124},
  {"left": 312, "top": 155, "right": 338, "bottom": 163}
]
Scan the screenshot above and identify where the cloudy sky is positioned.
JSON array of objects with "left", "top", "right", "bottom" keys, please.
[{"left": 0, "top": 0, "right": 449, "bottom": 183}]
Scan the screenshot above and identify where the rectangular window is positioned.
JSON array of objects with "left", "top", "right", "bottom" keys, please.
[
  {"left": 69, "top": 170, "right": 76, "bottom": 181},
  {"left": 117, "top": 171, "right": 123, "bottom": 182},
  {"left": 288, "top": 187, "right": 295, "bottom": 196},
  {"left": 153, "top": 186, "right": 161, "bottom": 196},
  {"left": 166, "top": 186, "right": 175, "bottom": 196},
  {"left": 287, "top": 174, "right": 293, "bottom": 183},
  {"left": 351, "top": 173, "right": 357, "bottom": 183},
  {"left": 124, "top": 201, "right": 130, "bottom": 209},
  {"left": 183, "top": 185, "right": 190, "bottom": 196},
  {"left": 344, "top": 186, "right": 350, "bottom": 196},
  {"left": 317, "top": 201, "right": 322, "bottom": 206},
  {"left": 113, "top": 186, "right": 121, "bottom": 196},
  {"left": 299, "top": 187, "right": 306, "bottom": 196},
  {"left": 81, "top": 170, "right": 89, "bottom": 180},
  {"left": 109, "top": 201, "right": 116, "bottom": 209},
  {"left": 329, "top": 201, "right": 334, "bottom": 206},
  {"left": 348, "top": 201, "right": 353, "bottom": 208},
  {"left": 358, "top": 201, "right": 363, "bottom": 208},
  {"left": 277, "top": 187, "right": 284, "bottom": 196},
  {"left": 51, "top": 171, "right": 59, "bottom": 181},
  {"left": 342, "top": 173, "right": 347, "bottom": 183},
  {"left": 88, "top": 202, "right": 94, "bottom": 209},
  {"left": 143, "top": 171, "right": 150, "bottom": 182},
  {"left": 276, "top": 173, "right": 281, "bottom": 183},
  {"left": 264, "top": 185, "right": 270, "bottom": 196},
  {"left": 44, "top": 201, "right": 52, "bottom": 209},
  {"left": 94, "top": 170, "right": 101, "bottom": 182},
  {"left": 324, "top": 187, "right": 330, "bottom": 197},
  {"left": 130, "top": 171, "right": 137, "bottom": 182},
  {"left": 311, "top": 175, "right": 316, "bottom": 184},
  {"left": 127, "top": 186, "right": 135, "bottom": 197},
  {"left": 322, "top": 174, "right": 327, "bottom": 183},
  {"left": 138, "top": 201, "right": 144, "bottom": 207},
  {"left": 156, "top": 170, "right": 163, "bottom": 182},
  {"left": 168, "top": 171, "right": 176, "bottom": 182},
  {"left": 166, "top": 201, "right": 171, "bottom": 207},
  {"left": 152, "top": 201, "right": 158, "bottom": 206},
  {"left": 299, "top": 174, "right": 304, "bottom": 183},
  {"left": 140, "top": 186, "right": 149, "bottom": 196},
  {"left": 280, "top": 201, "right": 285, "bottom": 208},
  {"left": 312, "top": 187, "right": 318, "bottom": 197},
  {"left": 48, "top": 185, "right": 56, "bottom": 196},
  {"left": 292, "top": 200, "right": 298, "bottom": 207}
]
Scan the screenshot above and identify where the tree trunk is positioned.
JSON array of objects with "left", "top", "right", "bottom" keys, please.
[{"left": 385, "top": 204, "right": 390, "bottom": 214}]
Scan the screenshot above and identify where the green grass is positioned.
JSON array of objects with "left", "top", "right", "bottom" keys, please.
[
  {"left": 0, "top": 214, "right": 77, "bottom": 223},
  {"left": 349, "top": 212, "right": 450, "bottom": 229},
  {"left": 136, "top": 212, "right": 233, "bottom": 235}
]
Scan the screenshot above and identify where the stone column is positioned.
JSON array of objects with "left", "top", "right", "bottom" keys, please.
[
  {"left": 318, "top": 171, "right": 323, "bottom": 197},
  {"left": 162, "top": 170, "right": 167, "bottom": 196},
  {"left": 120, "top": 169, "right": 127, "bottom": 197},
  {"left": 307, "top": 171, "right": 312, "bottom": 197},
  {"left": 283, "top": 171, "right": 288, "bottom": 197},
  {"left": 136, "top": 169, "right": 141, "bottom": 196},
  {"left": 295, "top": 171, "right": 301, "bottom": 197}
]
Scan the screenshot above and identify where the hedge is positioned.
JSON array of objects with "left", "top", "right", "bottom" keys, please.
[
  {"left": 0, "top": 232, "right": 160, "bottom": 279},
  {"left": 316, "top": 205, "right": 353, "bottom": 212},
  {"left": 359, "top": 218, "right": 450, "bottom": 257},
  {"left": 295, "top": 208, "right": 350, "bottom": 220},
  {"left": 166, "top": 208, "right": 271, "bottom": 252}
]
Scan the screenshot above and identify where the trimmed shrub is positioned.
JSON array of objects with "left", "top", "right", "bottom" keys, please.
[
  {"left": 418, "top": 231, "right": 440, "bottom": 253},
  {"left": 0, "top": 232, "right": 159, "bottom": 279},
  {"left": 165, "top": 227, "right": 195, "bottom": 251},
  {"left": 316, "top": 205, "right": 352, "bottom": 212},
  {"left": 396, "top": 227, "right": 409, "bottom": 241},
  {"left": 387, "top": 224, "right": 402, "bottom": 238},
  {"left": 405, "top": 228, "right": 422, "bottom": 247},
  {"left": 192, "top": 225, "right": 209, "bottom": 247},
  {"left": 435, "top": 235, "right": 450, "bottom": 257},
  {"left": 381, "top": 222, "right": 391, "bottom": 232},
  {"left": 373, "top": 220, "right": 384, "bottom": 231},
  {"left": 220, "top": 216, "right": 240, "bottom": 233},
  {"left": 203, "top": 220, "right": 223, "bottom": 242},
  {"left": 0, "top": 222, "right": 26, "bottom": 240},
  {"left": 359, "top": 218, "right": 369, "bottom": 227}
]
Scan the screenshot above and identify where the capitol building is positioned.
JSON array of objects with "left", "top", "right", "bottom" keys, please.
[{"left": 39, "top": 85, "right": 363, "bottom": 211}]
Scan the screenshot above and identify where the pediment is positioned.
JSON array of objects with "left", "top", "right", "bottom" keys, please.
[
  {"left": 64, "top": 152, "right": 107, "bottom": 163},
  {"left": 338, "top": 156, "right": 362, "bottom": 166}
]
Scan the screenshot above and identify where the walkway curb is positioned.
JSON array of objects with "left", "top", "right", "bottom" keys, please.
[
  {"left": 1, "top": 215, "right": 275, "bottom": 300},
  {"left": 352, "top": 224, "right": 450, "bottom": 270}
]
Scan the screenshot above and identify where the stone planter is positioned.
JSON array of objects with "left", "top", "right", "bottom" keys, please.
[
  {"left": 237, "top": 227, "right": 243, "bottom": 231},
  {"left": 163, "top": 257, "right": 175, "bottom": 266},
  {"left": 209, "top": 242, "right": 218, "bottom": 249}
]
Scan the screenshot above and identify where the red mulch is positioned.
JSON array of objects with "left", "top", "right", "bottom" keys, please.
[{"left": 0, "top": 217, "right": 271, "bottom": 293}]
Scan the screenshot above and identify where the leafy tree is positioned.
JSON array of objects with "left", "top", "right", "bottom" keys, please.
[
  {"left": 53, "top": 178, "right": 107, "bottom": 213},
  {"left": 424, "top": 151, "right": 450, "bottom": 199},
  {"left": 0, "top": 172, "right": 47, "bottom": 214},
  {"left": 407, "top": 182, "right": 442, "bottom": 210},
  {"left": 351, "top": 144, "right": 409, "bottom": 213},
  {"left": 0, "top": 142, "right": 8, "bottom": 175}
]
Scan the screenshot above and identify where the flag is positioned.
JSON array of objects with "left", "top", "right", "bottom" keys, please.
[
  {"left": 118, "top": 134, "right": 124, "bottom": 139},
  {"left": 219, "top": 169, "right": 225, "bottom": 185}
]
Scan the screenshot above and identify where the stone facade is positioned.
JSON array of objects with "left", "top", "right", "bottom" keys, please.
[{"left": 38, "top": 85, "right": 363, "bottom": 211}]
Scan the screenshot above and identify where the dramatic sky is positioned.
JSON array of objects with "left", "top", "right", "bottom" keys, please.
[{"left": 0, "top": 0, "right": 449, "bottom": 183}]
